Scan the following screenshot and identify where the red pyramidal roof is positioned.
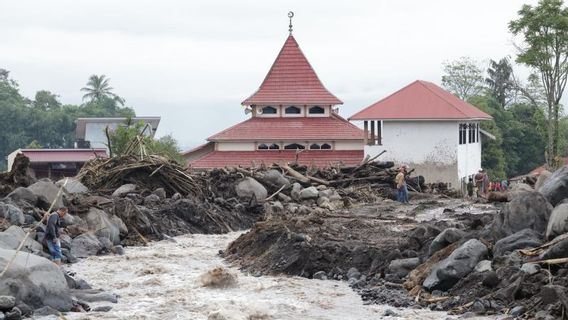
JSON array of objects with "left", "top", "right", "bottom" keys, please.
[
  {"left": 350, "top": 80, "right": 492, "bottom": 121},
  {"left": 242, "top": 35, "right": 343, "bottom": 106}
]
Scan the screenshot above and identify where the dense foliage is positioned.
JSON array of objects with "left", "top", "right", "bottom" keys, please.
[{"left": 0, "top": 69, "right": 133, "bottom": 170}]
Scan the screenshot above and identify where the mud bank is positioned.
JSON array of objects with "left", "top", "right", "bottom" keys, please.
[{"left": 63, "top": 232, "right": 493, "bottom": 320}]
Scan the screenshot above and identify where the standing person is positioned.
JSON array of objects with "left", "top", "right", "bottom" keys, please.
[
  {"left": 395, "top": 166, "right": 409, "bottom": 204},
  {"left": 474, "top": 169, "right": 484, "bottom": 197},
  {"left": 45, "top": 207, "right": 67, "bottom": 265},
  {"left": 466, "top": 177, "right": 474, "bottom": 198},
  {"left": 481, "top": 169, "right": 490, "bottom": 198}
]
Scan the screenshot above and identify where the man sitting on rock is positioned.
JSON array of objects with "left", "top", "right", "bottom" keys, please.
[{"left": 45, "top": 207, "right": 67, "bottom": 265}]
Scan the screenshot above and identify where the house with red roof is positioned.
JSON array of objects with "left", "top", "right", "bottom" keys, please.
[
  {"left": 184, "top": 25, "right": 365, "bottom": 168},
  {"left": 350, "top": 80, "right": 493, "bottom": 188}
]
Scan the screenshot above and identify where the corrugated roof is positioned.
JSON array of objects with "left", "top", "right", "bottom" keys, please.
[
  {"left": 189, "top": 150, "right": 364, "bottom": 169},
  {"left": 208, "top": 114, "right": 364, "bottom": 141},
  {"left": 242, "top": 35, "right": 342, "bottom": 106},
  {"left": 17, "top": 149, "right": 108, "bottom": 163},
  {"left": 350, "top": 80, "right": 492, "bottom": 121}
]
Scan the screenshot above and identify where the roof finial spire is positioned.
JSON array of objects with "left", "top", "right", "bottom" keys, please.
[{"left": 288, "top": 11, "right": 294, "bottom": 35}]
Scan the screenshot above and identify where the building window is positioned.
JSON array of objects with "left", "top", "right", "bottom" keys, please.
[
  {"left": 269, "top": 143, "right": 280, "bottom": 150},
  {"left": 284, "top": 143, "right": 305, "bottom": 150},
  {"left": 459, "top": 123, "right": 467, "bottom": 145},
  {"left": 261, "top": 106, "right": 277, "bottom": 114},
  {"left": 476, "top": 123, "right": 480, "bottom": 142},
  {"left": 321, "top": 143, "right": 332, "bottom": 150},
  {"left": 258, "top": 143, "right": 269, "bottom": 150},
  {"left": 310, "top": 143, "right": 321, "bottom": 150},
  {"left": 285, "top": 106, "right": 301, "bottom": 114},
  {"left": 309, "top": 106, "right": 325, "bottom": 114},
  {"left": 468, "top": 123, "right": 475, "bottom": 143}
]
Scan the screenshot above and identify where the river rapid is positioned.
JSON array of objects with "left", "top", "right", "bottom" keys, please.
[{"left": 62, "top": 232, "right": 495, "bottom": 320}]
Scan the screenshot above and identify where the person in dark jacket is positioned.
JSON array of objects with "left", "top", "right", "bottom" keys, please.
[{"left": 45, "top": 207, "right": 67, "bottom": 265}]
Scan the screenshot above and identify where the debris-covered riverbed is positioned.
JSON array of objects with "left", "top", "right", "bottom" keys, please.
[{"left": 63, "top": 232, "right": 496, "bottom": 320}]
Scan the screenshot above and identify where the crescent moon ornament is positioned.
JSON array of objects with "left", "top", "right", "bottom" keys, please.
[{"left": 288, "top": 11, "right": 294, "bottom": 34}]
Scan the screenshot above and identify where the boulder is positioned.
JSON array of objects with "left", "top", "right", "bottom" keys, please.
[
  {"left": 290, "top": 183, "right": 302, "bottom": 201},
  {"left": 33, "top": 306, "right": 59, "bottom": 316},
  {"left": 536, "top": 170, "right": 552, "bottom": 191},
  {"left": 56, "top": 177, "right": 88, "bottom": 194},
  {"left": 235, "top": 178, "right": 267, "bottom": 201},
  {"left": 277, "top": 193, "right": 291, "bottom": 203},
  {"left": 540, "top": 237, "right": 568, "bottom": 261},
  {"left": 474, "top": 260, "right": 493, "bottom": 273},
  {"left": 0, "top": 248, "right": 73, "bottom": 311},
  {"left": 428, "top": 228, "right": 464, "bottom": 256},
  {"left": 490, "top": 192, "right": 552, "bottom": 239},
  {"left": 423, "top": 239, "right": 488, "bottom": 291},
  {"left": 83, "top": 208, "right": 121, "bottom": 245},
  {"left": 312, "top": 271, "right": 327, "bottom": 280},
  {"left": 5, "top": 188, "right": 37, "bottom": 206},
  {"left": 110, "top": 215, "right": 128, "bottom": 237},
  {"left": 111, "top": 184, "right": 137, "bottom": 197},
  {"left": 152, "top": 188, "right": 167, "bottom": 199},
  {"left": 58, "top": 234, "right": 72, "bottom": 250},
  {"left": 0, "top": 226, "right": 43, "bottom": 254},
  {"left": 27, "top": 180, "right": 63, "bottom": 209},
  {"left": 546, "top": 203, "right": 568, "bottom": 240},
  {"left": 143, "top": 194, "right": 161, "bottom": 206},
  {"left": 540, "top": 166, "right": 568, "bottom": 206},
  {"left": 300, "top": 187, "right": 319, "bottom": 200},
  {"left": 260, "top": 170, "right": 290, "bottom": 189},
  {"left": 0, "top": 296, "right": 16, "bottom": 310},
  {"left": 70, "top": 234, "right": 102, "bottom": 258},
  {"left": 493, "top": 228, "right": 543, "bottom": 257},
  {"left": 388, "top": 258, "right": 420, "bottom": 278},
  {"left": 0, "top": 203, "right": 25, "bottom": 226}
]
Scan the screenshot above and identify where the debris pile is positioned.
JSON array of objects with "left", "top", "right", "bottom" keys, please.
[{"left": 225, "top": 164, "right": 568, "bottom": 319}]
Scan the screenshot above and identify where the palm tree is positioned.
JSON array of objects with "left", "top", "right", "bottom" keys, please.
[{"left": 80, "top": 74, "right": 124, "bottom": 105}]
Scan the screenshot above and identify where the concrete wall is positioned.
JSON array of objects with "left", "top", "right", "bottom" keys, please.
[
  {"left": 365, "top": 121, "right": 460, "bottom": 186},
  {"left": 217, "top": 142, "right": 256, "bottom": 151},
  {"left": 84, "top": 122, "right": 155, "bottom": 149},
  {"left": 215, "top": 140, "right": 364, "bottom": 151},
  {"left": 335, "top": 140, "right": 364, "bottom": 151}
]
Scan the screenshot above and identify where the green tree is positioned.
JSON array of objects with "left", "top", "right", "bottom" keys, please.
[
  {"left": 509, "top": 0, "right": 568, "bottom": 166},
  {"left": 80, "top": 74, "right": 125, "bottom": 106},
  {"left": 442, "top": 57, "right": 485, "bottom": 100},
  {"left": 33, "top": 90, "right": 61, "bottom": 110},
  {"left": 486, "top": 57, "right": 515, "bottom": 108}
]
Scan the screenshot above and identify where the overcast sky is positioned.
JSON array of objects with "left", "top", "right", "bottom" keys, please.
[{"left": 1, "top": 0, "right": 539, "bottom": 150}]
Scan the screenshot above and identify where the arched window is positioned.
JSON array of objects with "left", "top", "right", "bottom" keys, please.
[
  {"left": 285, "top": 106, "right": 301, "bottom": 114},
  {"left": 321, "top": 143, "right": 332, "bottom": 150},
  {"left": 258, "top": 143, "right": 269, "bottom": 150},
  {"left": 284, "top": 143, "right": 305, "bottom": 150},
  {"left": 269, "top": 143, "right": 280, "bottom": 150},
  {"left": 309, "top": 106, "right": 325, "bottom": 114},
  {"left": 261, "top": 106, "right": 277, "bottom": 114},
  {"left": 309, "top": 143, "right": 321, "bottom": 150}
]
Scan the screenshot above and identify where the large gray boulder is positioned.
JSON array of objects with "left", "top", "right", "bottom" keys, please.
[
  {"left": 494, "top": 228, "right": 543, "bottom": 257},
  {"left": 490, "top": 191, "right": 552, "bottom": 239},
  {"left": 235, "top": 177, "right": 267, "bottom": 201},
  {"left": 0, "top": 203, "right": 24, "bottom": 226},
  {"left": 83, "top": 208, "right": 121, "bottom": 245},
  {"left": 260, "top": 170, "right": 290, "bottom": 190},
  {"left": 300, "top": 187, "right": 319, "bottom": 199},
  {"left": 112, "top": 184, "right": 137, "bottom": 197},
  {"left": 428, "top": 228, "right": 464, "bottom": 256},
  {"left": 70, "top": 233, "right": 102, "bottom": 258},
  {"left": 540, "top": 166, "right": 568, "bottom": 206},
  {"left": 27, "top": 180, "right": 64, "bottom": 209},
  {"left": 546, "top": 203, "right": 568, "bottom": 240},
  {"left": 423, "top": 239, "right": 488, "bottom": 291},
  {"left": 536, "top": 170, "right": 552, "bottom": 191},
  {"left": 388, "top": 257, "right": 420, "bottom": 278},
  {"left": 5, "top": 187, "right": 37, "bottom": 206},
  {"left": 0, "top": 226, "right": 43, "bottom": 254},
  {"left": 0, "top": 248, "right": 73, "bottom": 311},
  {"left": 56, "top": 177, "right": 88, "bottom": 194},
  {"left": 540, "top": 237, "right": 568, "bottom": 261}
]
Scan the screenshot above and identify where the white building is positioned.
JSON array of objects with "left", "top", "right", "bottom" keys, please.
[
  {"left": 349, "top": 80, "right": 493, "bottom": 188},
  {"left": 75, "top": 117, "right": 161, "bottom": 149}
]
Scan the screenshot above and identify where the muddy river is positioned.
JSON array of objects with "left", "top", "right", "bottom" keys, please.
[{"left": 60, "top": 231, "right": 500, "bottom": 320}]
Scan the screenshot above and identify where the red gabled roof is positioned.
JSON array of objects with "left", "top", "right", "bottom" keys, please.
[
  {"left": 242, "top": 35, "right": 343, "bottom": 106},
  {"left": 208, "top": 114, "right": 364, "bottom": 141},
  {"left": 350, "top": 80, "right": 493, "bottom": 121},
  {"left": 189, "top": 150, "right": 364, "bottom": 169}
]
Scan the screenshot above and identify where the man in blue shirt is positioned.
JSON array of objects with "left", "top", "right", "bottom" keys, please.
[{"left": 45, "top": 207, "right": 68, "bottom": 265}]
